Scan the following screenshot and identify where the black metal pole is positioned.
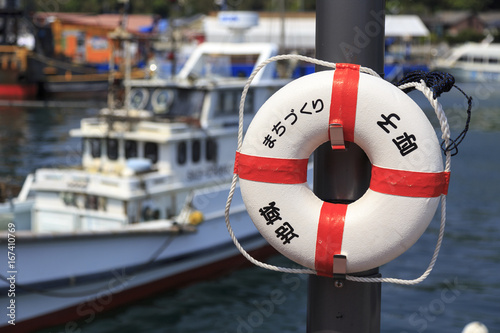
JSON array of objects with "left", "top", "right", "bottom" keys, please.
[{"left": 308, "top": 1, "right": 385, "bottom": 332}]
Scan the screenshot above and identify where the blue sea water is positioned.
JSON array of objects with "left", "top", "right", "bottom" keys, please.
[{"left": 1, "top": 81, "right": 499, "bottom": 333}]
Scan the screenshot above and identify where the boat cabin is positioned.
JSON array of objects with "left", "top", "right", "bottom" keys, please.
[{"left": 29, "top": 42, "right": 288, "bottom": 232}]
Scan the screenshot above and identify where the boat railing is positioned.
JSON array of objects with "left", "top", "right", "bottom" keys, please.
[
  {"left": 33, "top": 167, "right": 191, "bottom": 199},
  {"left": 16, "top": 174, "right": 35, "bottom": 202},
  {"left": 35, "top": 169, "right": 142, "bottom": 197},
  {"left": 78, "top": 117, "right": 109, "bottom": 134}
]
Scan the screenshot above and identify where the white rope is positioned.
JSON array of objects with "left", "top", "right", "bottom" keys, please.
[{"left": 224, "top": 55, "right": 451, "bottom": 284}]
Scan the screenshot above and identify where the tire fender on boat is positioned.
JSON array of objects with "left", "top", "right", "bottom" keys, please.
[{"left": 235, "top": 64, "right": 450, "bottom": 275}]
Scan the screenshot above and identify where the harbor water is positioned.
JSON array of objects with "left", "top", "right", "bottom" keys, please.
[{"left": 1, "top": 81, "right": 499, "bottom": 332}]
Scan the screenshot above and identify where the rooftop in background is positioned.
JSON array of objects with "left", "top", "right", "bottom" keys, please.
[
  {"left": 422, "top": 10, "right": 500, "bottom": 37},
  {"left": 204, "top": 13, "right": 429, "bottom": 51},
  {"left": 33, "top": 12, "right": 156, "bottom": 35},
  {"left": 385, "top": 15, "right": 429, "bottom": 37},
  {"left": 478, "top": 11, "right": 500, "bottom": 28}
]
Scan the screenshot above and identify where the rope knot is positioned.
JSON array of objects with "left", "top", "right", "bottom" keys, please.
[
  {"left": 395, "top": 70, "right": 473, "bottom": 156},
  {"left": 396, "top": 70, "right": 455, "bottom": 99}
]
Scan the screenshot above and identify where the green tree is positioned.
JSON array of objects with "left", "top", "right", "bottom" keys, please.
[
  {"left": 445, "top": 0, "right": 493, "bottom": 11},
  {"left": 27, "top": 0, "right": 500, "bottom": 16}
]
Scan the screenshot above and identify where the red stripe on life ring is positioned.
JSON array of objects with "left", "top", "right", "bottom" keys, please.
[
  {"left": 315, "top": 202, "right": 347, "bottom": 277},
  {"left": 329, "top": 63, "right": 361, "bottom": 143},
  {"left": 370, "top": 165, "right": 451, "bottom": 197},
  {"left": 235, "top": 152, "right": 309, "bottom": 184}
]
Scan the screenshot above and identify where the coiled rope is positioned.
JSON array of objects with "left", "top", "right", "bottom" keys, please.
[
  {"left": 225, "top": 54, "right": 453, "bottom": 284},
  {"left": 395, "top": 70, "right": 473, "bottom": 156}
]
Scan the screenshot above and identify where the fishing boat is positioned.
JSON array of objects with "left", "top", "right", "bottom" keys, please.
[
  {"left": 0, "top": 21, "right": 289, "bottom": 330},
  {"left": 0, "top": 3, "right": 38, "bottom": 99},
  {"left": 432, "top": 42, "right": 500, "bottom": 82}
]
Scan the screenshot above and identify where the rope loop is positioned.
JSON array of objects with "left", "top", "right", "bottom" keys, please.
[
  {"left": 395, "top": 70, "right": 473, "bottom": 156},
  {"left": 226, "top": 55, "right": 455, "bottom": 284}
]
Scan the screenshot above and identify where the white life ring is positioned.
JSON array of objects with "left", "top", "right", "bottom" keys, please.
[
  {"left": 151, "top": 88, "right": 174, "bottom": 114},
  {"left": 235, "top": 64, "right": 450, "bottom": 275},
  {"left": 129, "top": 88, "right": 149, "bottom": 110}
]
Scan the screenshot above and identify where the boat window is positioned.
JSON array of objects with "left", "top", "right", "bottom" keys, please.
[
  {"left": 192, "top": 140, "right": 201, "bottom": 163},
  {"left": 144, "top": 142, "right": 158, "bottom": 164},
  {"left": 62, "top": 192, "right": 76, "bottom": 206},
  {"left": 219, "top": 90, "right": 236, "bottom": 115},
  {"left": 142, "top": 206, "right": 160, "bottom": 221},
  {"left": 177, "top": 141, "right": 187, "bottom": 165},
  {"left": 473, "top": 57, "right": 483, "bottom": 63},
  {"left": 458, "top": 55, "right": 468, "bottom": 62},
  {"left": 89, "top": 138, "right": 101, "bottom": 158},
  {"left": 245, "top": 89, "right": 254, "bottom": 113},
  {"left": 85, "top": 195, "right": 98, "bottom": 210},
  {"left": 158, "top": 88, "right": 205, "bottom": 119},
  {"left": 216, "top": 89, "right": 254, "bottom": 116},
  {"left": 231, "top": 55, "right": 260, "bottom": 77},
  {"left": 125, "top": 140, "right": 138, "bottom": 158},
  {"left": 192, "top": 54, "right": 259, "bottom": 78},
  {"left": 488, "top": 58, "right": 499, "bottom": 64},
  {"left": 206, "top": 138, "right": 217, "bottom": 162},
  {"left": 106, "top": 138, "right": 119, "bottom": 160}
]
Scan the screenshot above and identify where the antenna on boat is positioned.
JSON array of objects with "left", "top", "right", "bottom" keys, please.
[
  {"left": 308, "top": 1, "right": 385, "bottom": 332},
  {"left": 217, "top": 11, "right": 259, "bottom": 43},
  {"left": 108, "top": 0, "right": 132, "bottom": 114}
]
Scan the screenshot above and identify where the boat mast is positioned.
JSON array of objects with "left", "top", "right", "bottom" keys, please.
[
  {"left": 308, "top": 0, "right": 385, "bottom": 332},
  {"left": 107, "top": 36, "right": 116, "bottom": 111},
  {"left": 121, "top": 0, "right": 132, "bottom": 113},
  {"left": 107, "top": 0, "right": 131, "bottom": 112}
]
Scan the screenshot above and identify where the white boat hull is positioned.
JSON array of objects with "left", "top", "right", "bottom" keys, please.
[
  {"left": 0, "top": 197, "right": 273, "bottom": 332},
  {"left": 434, "top": 66, "right": 500, "bottom": 82},
  {"left": 432, "top": 42, "right": 500, "bottom": 82}
]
